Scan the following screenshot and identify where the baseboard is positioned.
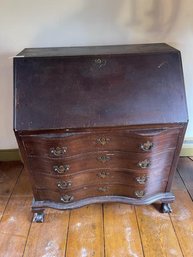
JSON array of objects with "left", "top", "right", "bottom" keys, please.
[
  {"left": 0, "top": 139, "right": 193, "bottom": 161},
  {"left": 0, "top": 149, "right": 21, "bottom": 161},
  {"left": 180, "top": 138, "right": 193, "bottom": 157}
]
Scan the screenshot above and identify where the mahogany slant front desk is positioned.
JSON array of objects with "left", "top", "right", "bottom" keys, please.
[{"left": 13, "top": 44, "right": 188, "bottom": 222}]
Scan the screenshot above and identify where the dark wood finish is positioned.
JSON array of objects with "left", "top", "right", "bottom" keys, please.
[
  {"left": 17, "top": 43, "right": 178, "bottom": 57},
  {"left": 27, "top": 150, "right": 175, "bottom": 175},
  {"left": 14, "top": 44, "right": 188, "bottom": 131},
  {"left": 13, "top": 43, "right": 188, "bottom": 221},
  {"left": 35, "top": 181, "right": 167, "bottom": 202},
  {"left": 32, "top": 169, "right": 169, "bottom": 191},
  {"left": 21, "top": 128, "right": 179, "bottom": 158},
  {"left": 31, "top": 192, "right": 175, "bottom": 212}
]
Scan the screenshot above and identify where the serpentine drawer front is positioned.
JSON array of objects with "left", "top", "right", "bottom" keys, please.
[{"left": 13, "top": 43, "right": 188, "bottom": 222}]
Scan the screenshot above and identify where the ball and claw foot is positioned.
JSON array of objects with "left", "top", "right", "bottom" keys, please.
[
  {"left": 33, "top": 212, "right": 44, "bottom": 223},
  {"left": 160, "top": 203, "right": 172, "bottom": 213}
]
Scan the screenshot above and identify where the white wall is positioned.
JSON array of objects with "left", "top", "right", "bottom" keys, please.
[{"left": 0, "top": 0, "right": 192, "bottom": 149}]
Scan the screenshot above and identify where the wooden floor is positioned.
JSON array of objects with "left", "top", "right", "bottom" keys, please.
[{"left": 0, "top": 158, "right": 193, "bottom": 257}]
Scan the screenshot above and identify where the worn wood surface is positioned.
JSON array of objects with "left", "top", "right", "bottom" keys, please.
[
  {"left": 66, "top": 204, "right": 104, "bottom": 257},
  {"left": 104, "top": 203, "right": 143, "bottom": 257},
  {"left": 14, "top": 44, "right": 188, "bottom": 131},
  {"left": 177, "top": 157, "right": 193, "bottom": 199},
  {"left": 170, "top": 190, "right": 193, "bottom": 257},
  {"left": 24, "top": 208, "right": 70, "bottom": 257},
  {"left": 0, "top": 162, "right": 23, "bottom": 220},
  {"left": 0, "top": 158, "right": 193, "bottom": 256},
  {"left": 135, "top": 204, "right": 183, "bottom": 257},
  {"left": 0, "top": 163, "right": 32, "bottom": 257}
]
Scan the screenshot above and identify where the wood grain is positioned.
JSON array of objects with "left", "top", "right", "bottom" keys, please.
[
  {"left": 0, "top": 169, "right": 32, "bottom": 255},
  {"left": 23, "top": 209, "right": 70, "bottom": 257},
  {"left": 170, "top": 190, "right": 193, "bottom": 257},
  {"left": 0, "top": 233, "right": 26, "bottom": 257},
  {"left": 66, "top": 204, "right": 104, "bottom": 257},
  {"left": 135, "top": 205, "right": 183, "bottom": 257},
  {"left": 171, "top": 170, "right": 186, "bottom": 191},
  {"left": 177, "top": 157, "right": 193, "bottom": 199},
  {"left": 22, "top": 128, "right": 179, "bottom": 158},
  {"left": 36, "top": 182, "right": 167, "bottom": 203},
  {"left": 14, "top": 44, "right": 188, "bottom": 131},
  {"left": 104, "top": 203, "right": 144, "bottom": 257},
  {"left": 1, "top": 159, "right": 193, "bottom": 257},
  {"left": 0, "top": 161, "right": 23, "bottom": 220},
  {"left": 171, "top": 167, "right": 193, "bottom": 257},
  {"left": 27, "top": 150, "right": 175, "bottom": 175}
]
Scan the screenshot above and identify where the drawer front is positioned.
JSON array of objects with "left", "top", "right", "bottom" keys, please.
[
  {"left": 36, "top": 182, "right": 167, "bottom": 203},
  {"left": 27, "top": 150, "right": 175, "bottom": 175},
  {"left": 22, "top": 128, "right": 179, "bottom": 158},
  {"left": 32, "top": 169, "right": 169, "bottom": 191}
]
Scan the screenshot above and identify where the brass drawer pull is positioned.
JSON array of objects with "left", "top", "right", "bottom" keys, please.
[
  {"left": 53, "top": 165, "right": 70, "bottom": 174},
  {"left": 50, "top": 147, "right": 67, "bottom": 156},
  {"left": 140, "top": 141, "right": 153, "bottom": 151},
  {"left": 60, "top": 195, "right": 74, "bottom": 203},
  {"left": 97, "top": 155, "right": 111, "bottom": 163},
  {"left": 135, "top": 190, "right": 145, "bottom": 198},
  {"left": 57, "top": 181, "right": 72, "bottom": 190},
  {"left": 136, "top": 175, "right": 149, "bottom": 184},
  {"left": 96, "top": 137, "right": 110, "bottom": 145},
  {"left": 138, "top": 159, "right": 151, "bottom": 169},
  {"left": 98, "top": 170, "right": 110, "bottom": 178},
  {"left": 98, "top": 186, "right": 109, "bottom": 192},
  {"left": 95, "top": 58, "right": 107, "bottom": 68}
]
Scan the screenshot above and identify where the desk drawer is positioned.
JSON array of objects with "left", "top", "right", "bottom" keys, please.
[
  {"left": 33, "top": 169, "right": 169, "bottom": 191},
  {"left": 36, "top": 182, "right": 167, "bottom": 203},
  {"left": 22, "top": 128, "right": 179, "bottom": 158},
  {"left": 27, "top": 150, "right": 175, "bottom": 175}
]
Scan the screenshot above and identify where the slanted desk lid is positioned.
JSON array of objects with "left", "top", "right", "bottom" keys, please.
[{"left": 14, "top": 43, "right": 188, "bottom": 131}]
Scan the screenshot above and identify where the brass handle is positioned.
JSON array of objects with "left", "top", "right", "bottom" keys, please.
[
  {"left": 53, "top": 165, "right": 70, "bottom": 174},
  {"left": 50, "top": 147, "right": 67, "bottom": 156},
  {"left": 94, "top": 58, "right": 106, "bottom": 68},
  {"left": 140, "top": 141, "right": 153, "bottom": 151},
  {"left": 57, "top": 181, "right": 72, "bottom": 190},
  {"left": 135, "top": 190, "right": 145, "bottom": 198},
  {"left": 98, "top": 186, "right": 109, "bottom": 192},
  {"left": 136, "top": 175, "right": 149, "bottom": 184},
  {"left": 96, "top": 137, "right": 110, "bottom": 145},
  {"left": 97, "top": 155, "right": 111, "bottom": 163},
  {"left": 138, "top": 159, "right": 151, "bottom": 169},
  {"left": 60, "top": 195, "right": 74, "bottom": 203},
  {"left": 98, "top": 170, "right": 110, "bottom": 178}
]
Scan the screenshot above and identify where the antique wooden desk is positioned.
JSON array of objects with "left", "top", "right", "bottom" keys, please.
[{"left": 13, "top": 43, "right": 188, "bottom": 222}]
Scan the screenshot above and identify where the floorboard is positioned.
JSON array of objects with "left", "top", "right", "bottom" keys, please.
[
  {"left": 177, "top": 157, "right": 193, "bottom": 199},
  {"left": 0, "top": 168, "right": 32, "bottom": 257},
  {"left": 23, "top": 208, "right": 70, "bottom": 257},
  {"left": 0, "top": 158, "right": 193, "bottom": 257},
  {"left": 104, "top": 203, "right": 144, "bottom": 257},
  {"left": 135, "top": 204, "right": 183, "bottom": 257},
  {"left": 66, "top": 204, "right": 104, "bottom": 257},
  {"left": 170, "top": 190, "right": 193, "bottom": 257},
  {"left": 0, "top": 161, "right": 23, "bottom": 220}
]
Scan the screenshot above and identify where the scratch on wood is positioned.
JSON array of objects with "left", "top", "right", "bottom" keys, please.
[
  {"left": 158, "top": 61, "right": 168, "bottom": 68},
  {"left": 42, "top": 240, "right": 60, "bottom": 257}
]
